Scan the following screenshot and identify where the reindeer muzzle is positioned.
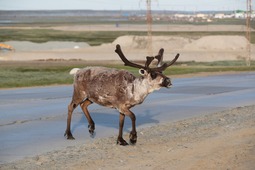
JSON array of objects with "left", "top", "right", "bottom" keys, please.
[{"left": 162, "top": 77, "right": 172, "bottom": 88}]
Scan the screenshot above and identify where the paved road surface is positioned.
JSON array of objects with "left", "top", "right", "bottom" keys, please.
[{"left": 0, "top": 72, "right": 255, "bottom": 164}]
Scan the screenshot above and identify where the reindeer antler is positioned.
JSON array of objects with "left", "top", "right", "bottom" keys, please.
[
  {"left": 115, "top": 44, "right": 145, "bottom": 69},
  {"left": 155, "top": 48, "right": 164, "bottom": 67},
  {"left": 115, "top": 44, "right": 155, "bottom": 70},
  {"left": 115, "top": 44, "right": 179, "bottom": 72},
  {"left": 152, "top": 53, "right": 179, "bottom": 72},
  {"left": 145, "top": 56, "right": 154, "bottom": 68}
]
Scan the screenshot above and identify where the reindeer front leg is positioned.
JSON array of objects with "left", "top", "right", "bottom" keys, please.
[
  {"left": 117, "top": 113, "right": 129, "bottom": 146},
  {"left": 126, "top": 110, "right": 137, "bottom": 144},
  {"left": 117, "top": 109, "right": 137, "bottom": 145}
]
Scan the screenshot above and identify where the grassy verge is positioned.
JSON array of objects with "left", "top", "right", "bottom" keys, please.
[{"left": 0, "top": 60, "right": 254, "bottom": 89}]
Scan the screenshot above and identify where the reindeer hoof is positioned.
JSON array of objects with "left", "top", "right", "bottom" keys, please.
[
  {"left": 67, "top": 136, "right": 75, "bottom": 140},
  {"left": 117, "top": 137, "right": 129, "bottom": 146},
  {"left": 129, "top": 132, "right": 137, "bottom": 144},
  {"left": 130, "top": 138, "right": 137, "bottom": 145},
  {"left": 89, "top": 129, "right": 94, "bottom": 136},
  {"left": 88, "top": 124, "right": 95, "bottom": 136},
  {"left": 64, "top": 131, "right": 75, "bottom": 140}
]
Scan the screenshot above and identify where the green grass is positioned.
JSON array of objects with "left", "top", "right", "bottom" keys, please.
[
  {"left": 0, "top": 66, "right": 73, "bottom": 88},
  {"left": 1, "top": 29, "right": 254, "bottom": 45},
  {"left": 0, "top": 29, "right": 127, "bottom": 46},
  {"left": 0, "top": 60, "right": 254, "bottom": 88}
]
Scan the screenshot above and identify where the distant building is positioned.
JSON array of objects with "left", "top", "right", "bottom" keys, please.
[
  {"left": 234, "top": 11, "right": 255, "bottom": 19},
  {"left": 196, "top": 13, "right": 208, "bottom": 19},
  {"left": 234, "top": 12, "right": 245, "bottom": 19},
  {"left": 224, "top": 14, "right": 234, "bottom": 18},
  {"left": 174, "top": 14, "right": 191, "bottom": 18},
  {"left": 214, "top": 13, "right": 225, "bottom": 19}
]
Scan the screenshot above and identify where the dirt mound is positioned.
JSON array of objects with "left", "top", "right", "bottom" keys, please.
[
  {"left": 113, "top": 35, "right": 190, "bottom": 50},
  {"left": 113, "top": 35, "right": 248, "bottom": 51},
  {"left": 184, "top": 35, "right": 248, "bottom": 51},
  {"left": 111, "top": 35, "right": 253, "bottom": 62}
]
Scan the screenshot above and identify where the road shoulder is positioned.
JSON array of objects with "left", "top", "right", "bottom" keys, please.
[{"left": 1, "top": 105, "right": 254, "bottom": 169}]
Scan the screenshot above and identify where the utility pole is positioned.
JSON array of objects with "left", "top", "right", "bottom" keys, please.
[
  {"left": 246, "top": 0, "right": 252, "bottom": 66},
  {"left": 146, "top": 0, "right": 153, "bottom": 56}
]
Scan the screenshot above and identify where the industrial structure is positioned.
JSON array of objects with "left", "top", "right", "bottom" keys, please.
[
  {"left": 146, "top": 0, "right": 153, "bottom": 56},
  {"left": 246, "top": 0, "right": 252, "bottom": 66}
]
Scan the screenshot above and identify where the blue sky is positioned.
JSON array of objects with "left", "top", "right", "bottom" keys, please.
[{"left": 0, "top": 0, "right": 246, "bottom": 11}]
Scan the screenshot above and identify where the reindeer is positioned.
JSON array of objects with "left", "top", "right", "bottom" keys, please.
[{"left": 64, "top": 44, "right": 179, "bottom": 145}]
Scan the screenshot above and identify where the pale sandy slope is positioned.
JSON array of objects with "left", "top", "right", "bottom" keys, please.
[{"left": 1, "top": 35, "right": 254, "bottom": 62}]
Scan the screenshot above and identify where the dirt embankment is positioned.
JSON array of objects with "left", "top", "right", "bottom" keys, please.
[
  {"left": 1, "top": 105, "right": 254, "bottom": 170},
  {"left": 1, "top": 35, "right": 254, "bottom": 62}
]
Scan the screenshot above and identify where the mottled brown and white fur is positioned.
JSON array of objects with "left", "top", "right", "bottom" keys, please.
[{"left": 65, "top": 44, "right": 178, "bottom": 145}]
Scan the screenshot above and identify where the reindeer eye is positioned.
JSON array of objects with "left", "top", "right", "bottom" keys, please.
[{"left": 150, "top": 72, "right": 157, "bottom": 79}]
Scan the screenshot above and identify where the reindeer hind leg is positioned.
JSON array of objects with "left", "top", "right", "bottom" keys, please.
[
  {"left": 65, "top": 88, "right": 86, "bottom": 140},
  {"left": 64, "top": 100, "right": 78, "bottom": 139},
  {"left": 80, "top": 99, "right": 95, "bottom": 136}
]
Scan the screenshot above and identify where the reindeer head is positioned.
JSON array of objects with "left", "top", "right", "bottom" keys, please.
[{"left": 115, "top": 44, "right": 179, "bottom": 89}]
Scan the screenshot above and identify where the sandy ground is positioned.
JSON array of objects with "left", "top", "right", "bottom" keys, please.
[
  {"left": 1, "top": 105, "right": 254, "bottom": 170},
  {"left": 1, "top": 35, "right": 254, "bottom": 62},
  {"left": 1, "top": 24, "right": 254, "bottom": 62}
]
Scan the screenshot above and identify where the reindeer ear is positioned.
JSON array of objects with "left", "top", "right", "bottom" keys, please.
[{"left": 139, "top": 69, "right": 147, "bottom": 75}]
